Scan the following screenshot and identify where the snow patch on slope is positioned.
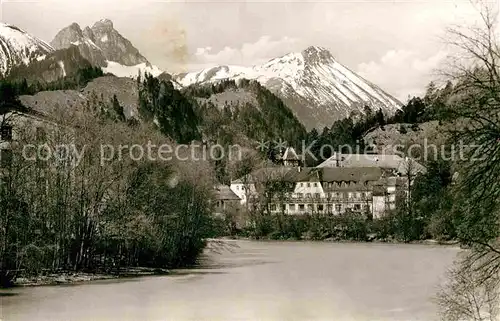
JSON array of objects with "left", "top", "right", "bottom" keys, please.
[
  {"left": 103, "top": 61, "right": 162, "bottom": 78},
  {"left": 0, "top": 23, "right": 54, "bottom": 75},
  {"left": 58, "top": 61, "right": 66, "bottom": 77}
]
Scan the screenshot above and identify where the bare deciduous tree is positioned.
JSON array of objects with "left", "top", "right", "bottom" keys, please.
[{"left": 436, "top": 2, "right": 500, "bottom": 319}]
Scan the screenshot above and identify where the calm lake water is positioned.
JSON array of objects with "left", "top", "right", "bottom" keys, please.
[{"left": 1, "top": 240, "right": 460, "bottom": 321}]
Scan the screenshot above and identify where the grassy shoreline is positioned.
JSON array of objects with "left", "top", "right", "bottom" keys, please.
[
  {"left": 217, "top": 235, "right": 461, "bottom": 246},
  {"left": 9, "top": 267, "right": 170, "bottom": 287}
]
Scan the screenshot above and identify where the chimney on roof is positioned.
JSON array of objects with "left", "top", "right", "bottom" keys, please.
[
  {"left": 333, "top": 152, "right": 340, "bottom": 167},
  {"left": 298, "top": 166, "right": 302, "bottom": 173}
]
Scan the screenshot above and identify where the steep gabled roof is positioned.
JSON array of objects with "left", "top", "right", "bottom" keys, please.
[
  {"left": 294, "top": 167, "right": 382, "bottom": 183},
  {"left": 232, "top": 166, "right": 383, "bottom": 185},
  {"left": 0, "top": 108, "right": 60, "bottom": 128},
  {"left": 282, "top": 147, "right": 299, "bottom": 161},
  {"left": 231, "top": 167, "right": 297, "bottom": 184},
  {"left": 317, "top": 153, "right": 425, "bottom": 176},
  {"left": 214, "top": 185, "right": 241, "bottom": 201}
]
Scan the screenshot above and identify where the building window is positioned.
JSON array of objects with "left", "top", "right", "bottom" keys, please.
[
  {"left": 348, "top": 192, "right": 353, "bottom": 199},
  {"left": 307, "top": 204, "right": 314, "bottom": 211},
  {"left": 299, "top": 204, "right": 305, "bottom": 211},
  {"left": 314, "top": 193, "right": 320, "bottom": 199},
  {"left": 297, "top": 193, "right": 303, "bottom": 198},
  {"left": 0, "top": 125, "right": 13, "bottom": 141},
  {"left": 354, "top": 204, "right": 361, "bottom": 211},
  {"left": 327, "top": 204, "right": 333, "bottom": 212},
  {"left": 300, "top": 183, "right": 303, "bottom": 187},
  {"left": 335, "top": 204, "right": 342, "bottom": 212},
  {"left": 317, "top": 204, "right": 324, "bottom": 211},
  {"left": 290, "top": 204, "right": 296, "bottom": 211},
  {"left": 0, "top": 149, "right": 13, "bottom": 167},
  {"left": 270, "top": 204, "right": 277, "bottom": 211},
  {"left": 313, "top": 182, "right": 317, "bottom": 187},
  {"left": 307, "top": 183, "right": 311, "bottom": 187},
  {"left": 306, "top": 193, "right": 311, "bottom": 198}
]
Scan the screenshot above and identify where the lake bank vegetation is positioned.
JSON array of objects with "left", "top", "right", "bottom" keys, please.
[{"left": 0, "top": 86, "right": 218, "bottom": 288}]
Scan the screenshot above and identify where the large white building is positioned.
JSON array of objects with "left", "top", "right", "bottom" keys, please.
[{"left": 230, "top": 148, "right": 421, "bottom": 218}]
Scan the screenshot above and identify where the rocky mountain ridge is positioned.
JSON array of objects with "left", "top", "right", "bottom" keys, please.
[
  {"left": 0, "top": 23, "right": 54, "bottom": 76},
  {"left": 175, "top": 46, "right": 402, "bottom": 129},
  {"left": 50, "top": 19, "right": 162, "bottom": 77}
]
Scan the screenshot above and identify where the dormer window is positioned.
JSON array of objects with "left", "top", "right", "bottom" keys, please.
[{"left": 1, "top": 125, "right": 13, "bottom": 141}]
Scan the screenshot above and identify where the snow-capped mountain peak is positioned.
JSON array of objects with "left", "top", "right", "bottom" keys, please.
[
  {"left": 302, "top": 45, "right": 336, "bottom": 63},
  {"left": 175, "top": 46, "right": 402, "bottom": 129},
  {"left": 51, "top": 19, "right": 162, "bottom": 78},
  {"left": 0, "top": 22, "right": 54, "bottom": 76}
]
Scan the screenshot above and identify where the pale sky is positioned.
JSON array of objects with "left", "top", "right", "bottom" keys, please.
[{"left": 1, "top": 0, "right": 496, "bottom": 101}]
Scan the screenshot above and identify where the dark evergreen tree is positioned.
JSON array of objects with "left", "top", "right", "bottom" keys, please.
[{"left": 111, "top": 94, "right": 126, "bottom": 122}]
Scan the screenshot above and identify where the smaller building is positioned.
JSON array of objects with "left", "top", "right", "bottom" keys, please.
[
  {"left": 230, "top": 166, "right": 295, "bottom": 204},
  {"left": 0, "top": 108, "right": 74, "bottom": 178},
  {"left": 214, "top": 184, "right": 242, "bottom": 216},
  {"left": 0, "top": 122, "right": 13, "bottom": 168}
]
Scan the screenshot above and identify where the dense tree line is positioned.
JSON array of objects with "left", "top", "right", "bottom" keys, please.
[
  {"left": 300, "top": 81, "right": 457, "bottom": 166},
  {"left": 182, "top": 79, "right": 308, "bottom": 184},
  {"left": 0, "top": 92, "right": 217, "bottom": 287},
  {"left": 216, "top": 159, "right": 455, "bottom": 242},
  {"left": 0, "top": 65, "right": 104, "bottom": 99},
  {"left": 138, "top": 73, "right": 202, "bottom": 144},
  {"left": 5, "top": 46, "right": 100, "bottom": 86},
  {"left": 185, "top": 79, "right": 307, "bottom": 147}
]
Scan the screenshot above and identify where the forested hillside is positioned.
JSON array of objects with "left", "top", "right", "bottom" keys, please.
[
  {"left": 184, "top": 79, "right": 307, "bottom": 147},
  {"left": 299, "top": 79, "right": 457, "bottom": 166}
]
